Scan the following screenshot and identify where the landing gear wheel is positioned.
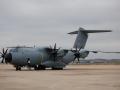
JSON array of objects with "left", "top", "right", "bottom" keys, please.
[
  {"left": 16, "top": 66, "right": 21, "bottom": 71},
  {"left": 52, "top": 67, "right": 63, "bottom": 70},
  {"left": 34, "top": 66, "right": 38, "bottom": 70},
  {"left": 38, "top": 65, "right": 46, "bottom": 70},
  {"left": 34, "top": 65, "right": 39, "bottom": 70},
  {"left": 34, "top": 65, "right": 46, "bottom": 70}
]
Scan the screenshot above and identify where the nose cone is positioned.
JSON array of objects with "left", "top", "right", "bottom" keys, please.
[{"left": 5, "top": 53, "right": 12, "bottom": 63}]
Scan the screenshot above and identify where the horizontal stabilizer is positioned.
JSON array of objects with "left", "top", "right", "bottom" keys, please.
[{"left": 68, "top": 30, "right": 112, "bottom": 34}]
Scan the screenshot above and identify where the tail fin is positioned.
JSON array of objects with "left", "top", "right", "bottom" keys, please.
[{"left": 68, "top": 27, "right": 112, "bottom": 49}]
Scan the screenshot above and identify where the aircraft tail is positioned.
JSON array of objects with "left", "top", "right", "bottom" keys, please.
[{"left": 68, "top": 27, "right": 111, "bottom": 49}]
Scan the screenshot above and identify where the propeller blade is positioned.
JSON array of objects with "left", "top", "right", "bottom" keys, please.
[
  {"left": 74, "top": 57, "right": 76, "bottom": 61},
  {"left": 71, "top": 49, "right": 74, "bottom": 52},
  {"left": 79, "top": 47, "right": 82, "bottom": 51},
  {"left": 71, "top": 46, "right": 81, "bottom": 63},
  {"left": 57, "top": 47, "right": 61, "bottom": 52},
  {"left": 3, "top": 48, "right": 5, "bottom": 54},
  {"left": 49, "top": 45, "right": 52, "bottom": 49},
  {"left": 54, "top": 43, "right": 56, "bottom": 50},
  {"left": 0, "top": 48, "right": 8, "bottom": 64},
  {"left": 75, "top": 45, "right": 77, "bottom": 51},
  {"left": 0, "top": 52, "right": 2, "bottom": 55},
  {"left": 48, "top": 43, "right": 61, "bottom": 62},
  {"left": 5, "top": 49, "right": 8, "bottom": 54}
]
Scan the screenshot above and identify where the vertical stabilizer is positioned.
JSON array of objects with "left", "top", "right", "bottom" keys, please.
[{"left": 68, "top": 27, "right": 111, "bottom": 49}]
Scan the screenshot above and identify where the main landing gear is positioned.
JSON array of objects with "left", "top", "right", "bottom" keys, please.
[
  {"left": 34, "top": 65, "right": 46, "bottom": 70},
  {"left": 51, "top": 67, "right": 63, "bottom": 70},
  {"left": 16, "top": 66, "right": 21, "bottom": 71}
]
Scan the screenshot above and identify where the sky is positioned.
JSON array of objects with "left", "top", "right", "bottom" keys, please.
[{"left": 0, "top": 0, "right": 120, "bottom": 59}]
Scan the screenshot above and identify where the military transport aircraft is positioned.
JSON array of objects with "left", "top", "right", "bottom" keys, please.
[{"left": 0, "top": 27, "right": 118, "bottom": 71}]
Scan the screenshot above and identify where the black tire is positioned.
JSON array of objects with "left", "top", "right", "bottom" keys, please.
[
  {"left": 16, "top": 66, "right": 18, "bottom": 71},
  {"left": 18, "top": 66, "right": 21, "bottom": 71},
  {"left": 38, "top": 65, "right": 46, "bottom": 70},
  {"left": 34, "top": 66, "right": 38, "bottom": 70},
  {"left": 52, "top": 67, "right": 63, "bottom": 70},
  {"left": 16, "top": 66, "right": 21, "bottom": 71}
]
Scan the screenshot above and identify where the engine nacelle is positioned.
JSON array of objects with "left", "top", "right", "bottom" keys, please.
[{"left": 79, "top": 50, "right": 89, "bottom": 59}]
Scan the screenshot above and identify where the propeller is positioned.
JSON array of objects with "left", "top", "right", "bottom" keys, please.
[
  {"left": 48, "top": 43, "right": 60, "bottom": 62},
  {"left": 0, "top": 48, "right": 8, "bottom": 63},
  {"left": 71, "top": 46, "right": 82, "bottom": 63}
]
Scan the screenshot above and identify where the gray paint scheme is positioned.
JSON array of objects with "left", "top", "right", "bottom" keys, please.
[
  {"left": 4, "top": 27, "right": 111, "bottom": 70},
  {"left": 68, "top": 27, "right": 111, "bottom": 49}
]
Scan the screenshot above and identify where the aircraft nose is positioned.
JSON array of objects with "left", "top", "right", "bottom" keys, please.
[{"left": 5, "top": 53, "right": 12, "bottom": 63}]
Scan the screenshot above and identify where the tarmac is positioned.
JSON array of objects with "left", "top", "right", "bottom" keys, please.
[{"left": 0, "top": 64, "right": 120, "bottom": 90}]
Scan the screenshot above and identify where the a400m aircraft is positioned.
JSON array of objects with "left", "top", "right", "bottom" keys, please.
[{"left": 0, "top": 27, "right": 114, "bottom": 70}]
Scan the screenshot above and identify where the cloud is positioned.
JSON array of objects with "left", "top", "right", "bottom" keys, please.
[{"left": 0, "top": 0, "right": 120, "bottom": 59}]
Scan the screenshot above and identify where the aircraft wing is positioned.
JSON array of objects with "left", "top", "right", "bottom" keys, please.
[
  {"left": 62, "top": 49, "right": 120, "bottom": 54},
  {"left": 68, "top": 30, "right": 112, "bottom": 34},
  {"left": 7, "top": 46, "right": 33, "bottom": 48},
  {"left": 89, "top": 50, "right": 120, "bottom": 53}
]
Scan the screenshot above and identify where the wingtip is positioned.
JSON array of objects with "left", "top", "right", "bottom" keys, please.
[{"left": 109, "top": 30, "right": 112, "bottom": 32}]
